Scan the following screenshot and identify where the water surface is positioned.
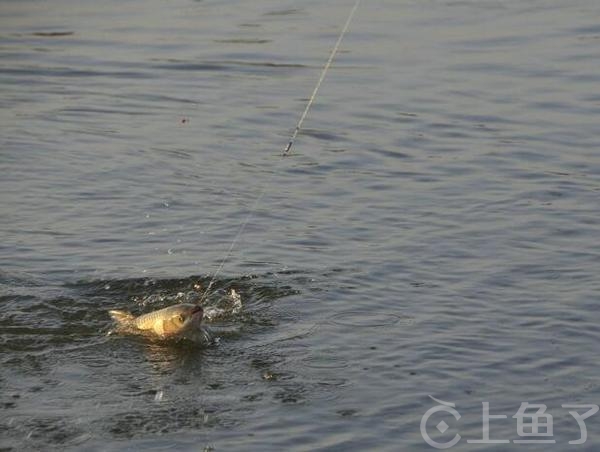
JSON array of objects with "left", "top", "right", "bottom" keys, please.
[{"left": 2, "top": 0, "right": 600, "bottom": 450}]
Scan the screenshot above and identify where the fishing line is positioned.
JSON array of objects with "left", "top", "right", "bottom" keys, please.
[{"left": 199, "top": 0, "right": 361, "bottom": 303}]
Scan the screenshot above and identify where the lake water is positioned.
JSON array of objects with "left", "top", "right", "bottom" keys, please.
[{"left": 2, "top": 0, "right": 600, "bottom": 450}]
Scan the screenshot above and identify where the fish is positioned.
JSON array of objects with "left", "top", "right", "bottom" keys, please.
[{"left": 109, "top": 303, "right": 211, "bottom": 343}]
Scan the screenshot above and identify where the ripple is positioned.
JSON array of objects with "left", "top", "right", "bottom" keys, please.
[
  {"left": 263, "top": 9, "right": 302, "bottom": 16},
  {"left": 31, "top": 31, "right": 75, "bottom": 37},
  {"left": 302, "top": 351, "right": 349, "bottom": 369},
  {"left": 328, "top": 311, "right": 413, "bottom": 328},
  {"left": 214, "top": 39, "right": 272, "bottom": 44}
]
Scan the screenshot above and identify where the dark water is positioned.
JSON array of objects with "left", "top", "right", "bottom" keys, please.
[{"left": 3, "top": 0, "right": 600, "bottom": 450}]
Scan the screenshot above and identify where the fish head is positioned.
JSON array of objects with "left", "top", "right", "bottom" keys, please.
[
  {"left": 189, "top": 304, "right": 204, "bottom": 326},
  {"left": 161, "top": 304, "right": 204, "bottom": 336}
]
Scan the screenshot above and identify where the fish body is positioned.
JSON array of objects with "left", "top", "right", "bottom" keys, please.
[{"left": 109, "top": 303, "right": 208, "bottom": 342}]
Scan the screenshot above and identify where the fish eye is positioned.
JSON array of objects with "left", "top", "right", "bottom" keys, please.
[{"left": 177, "top": 314, "right": 185, "bottom": 323}]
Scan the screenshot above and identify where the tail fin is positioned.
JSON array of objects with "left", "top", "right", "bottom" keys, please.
[{"left": 109, "top": 310, "right": 135, "bottom": 326}]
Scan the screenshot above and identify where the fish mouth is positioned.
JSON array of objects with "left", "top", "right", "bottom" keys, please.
[{"left": 191, "top": 305, "right": 203, "bottom": 316}]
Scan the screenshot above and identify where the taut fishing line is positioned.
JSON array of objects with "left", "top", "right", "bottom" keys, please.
[{"left": 200, "top": 0, "right": 361, "bottom": 303}]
